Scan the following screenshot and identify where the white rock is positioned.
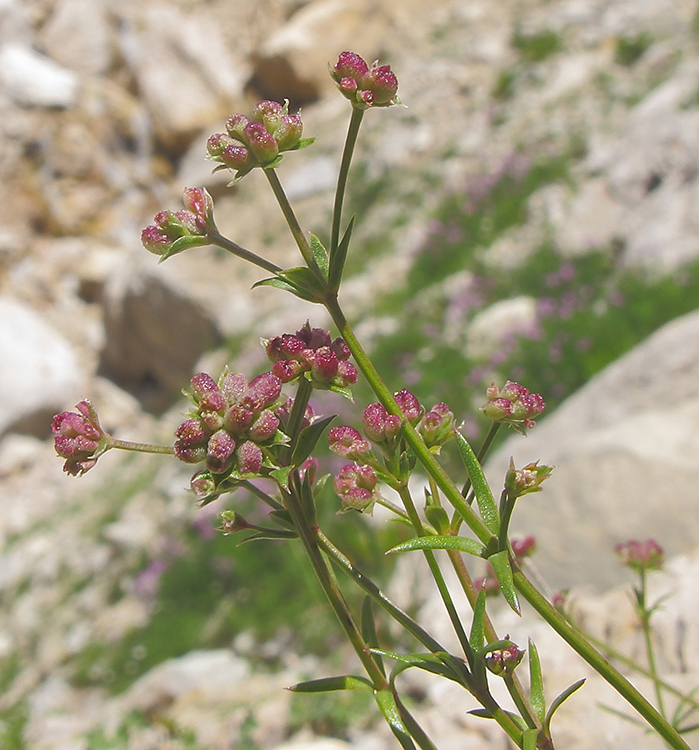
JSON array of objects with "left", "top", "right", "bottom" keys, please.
[
  {"left": 284, "top": 156, "right": 338, "bottom": 201},
  {"left": 0, "top": 43, "right": 78, "bottom": 107},
  {"left": 0, "top": 297, "right": 83, "bottom": 435},
  {"left": 465, "top": 296, "right": 538, "bottom": 359}
]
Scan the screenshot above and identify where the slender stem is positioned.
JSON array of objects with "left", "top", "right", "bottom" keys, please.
[
  {"left": 110, "top": 439, "right": 174, "bottom": 455},
  {"left": 264, "top": 169, "right": 320, "bottom": 275},
  {"left": 284, "top": 485, "right": 387, "bottom": 688},
  {"left": 396, "top": 484, "right": 473, "bottom": 664},
  {"left": 209, "top": 231, "right": 282, "bottom": 274},
  {"left": 240, "top": 479, "right": 284, "bottom": 511},
  {"left": 513, "top": 569, "right": 690, "bottom": 750},
  {"left": 638, "top": 570, "right": 667, "bottom": 718},
  {"left": 282, "top": 376, "right": 313, "bottom": 466},
  {"left": 331, "top": 107, "right": 364, "bottom": 256},
  {"left": 461, "top": 421, "right": 501, "bottom": 497}
]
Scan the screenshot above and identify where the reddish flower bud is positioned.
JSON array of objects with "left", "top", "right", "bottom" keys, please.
[
  {"left": 296, "top": 323, "right": 331, "bottom": 350},
  {"left": 333, "top": 51, "right": 369, "bottom": 81},
  {"left": 505, "top": 459, "right": 554, "bottom": 499},
  {"left": 511, "top": 536, "right": 537, "bottom": 560},
  {"left": 206, "top": 132, "right": 234, "bottom": 156},
  {"left": 175, "top": 417, "right": 208, "bottom": 447},
  {"left": 334, "top": 463, "right": 380, "bottom": 513},
  {"left": 311, "top": 347, "right": 339, "bottom": 382},
  {"left": 485, "top": 641, "right": 524, "bottom": 676},
  {"left": 394, "top": 389, "right": 422, "bottom": 424},
  {"left": 206, "top": 429, "right": 237, "bottom": 474},
  {"left": 225, "top": 113, "right": 250, "bottom": 141},
  {"left": 272, "top": 360, "right": 303, "bottom": 383},
  {"left": 328, "top": 425, "right": 372, "bottom": 460},
  {"left": 247, "top": 409, "right": 280, "bottom": 442},
  {"left": 52, "top": 400, "right": 109, "bottom": 476},
  {"left": 220, "top": 372, "right": 248, "bottom": 404},
  {"left": 363, "top": 403, "right": 390, "bottom": 443},
  {"left": 335, "top": 360, "right": 358, "bottom": 387},
  {"left": 615, "top": 539, "right": 664, "bottom": 572},
  {"left": 274, "top": 114, "right": 303, "bottom": 151},
  {"left": 364, "top": 64, "right": 399, "bottom": 105},
  {"left": 224, "top": 403, "right": 255, "bottom": 435},
  {"left": 220, "top": 144, "right": 254, "bottom": 170},
  {"left": 245, "top": 372, "right": 282, "bottom": 411},
  {"left": 236, "top": 440, "right": 263, "bottom": 474},
  {"left": 243, "top": 121, "right": 279, "bottom": 165},
  {"left": 182, "top": 187, "right": 215, "bottom": 232},
  {"left": 418, "top": 402, "right": 455, "bottom": 448},
  {"left": 481, "top": 381, "right": 545, "bottom": 434},
  {"left": 331, "top": 338, "right": 351, "bottom": 361},
  {"left": 251, "top": 99, "right": 285, "bottom": 134}
]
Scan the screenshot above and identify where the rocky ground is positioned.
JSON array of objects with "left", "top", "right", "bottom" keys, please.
[{"left": 2, "top": 0, "right": 699, "bottom": 747}]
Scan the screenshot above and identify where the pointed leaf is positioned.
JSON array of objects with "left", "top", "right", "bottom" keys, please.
[
  {"left": 289, "top": 137, "right": 316, "bottom": 151},
  {"left": 268, "top": 509, "right": 295, "bottom": 531},
  {"left": 425, "top": 505, "right": 450, "bottom": 534},
  {"left": 488, "top": 550, "right": 520, "bottom": 614},
  {"left": 454, "top": 432, "right": 499, "bottom": 534},
  {"left": 393, "top": 694, "right": 439, "bottom": 750},
  {"left": 528, "top": 639, "right": 546, "bottom": 725},
  {"left": 469, "top": 588, "right": 487, "bottom": 652},
  {"left": 328, "top": 383, "right": 355, "bottom": 401},
  {"left": 299, "top": 471, "right": 317, "bottom": 525},
  {"left": 361, "top": 597, "right": 385, "bottom": 676},
  {"left": 468, "top": 709, "right": 529, "bottom": 731},
  {"left": 328, "top": 215, "right": 355, "bottom": 291},
  {"left": 270, "top": 466, "right": 291, "bottom": 490},
  {"left": 374, "top": 689, "right": 417, "bottom": 750},
  {"left": 387, "top": 535, "right": 485, "bottom": 558},
  {"left": 288, "top": 675, "right": 373, "bottom": 693},
  {"left": 373, "top": 650, "right": 462, "bottom": 684},
  {"left": 261, "top": 154, "right": 284, "bottom": 169},
  {"left": 309, "top": 234, "right": 329, "bottom": 280},
  {"left": 291, "top": 415, "right": 336, "bottom": 467},
  {"left": 523, "top": 728, "right": 539, "bottom": 750},
  {"left": 238, "top": 529, "right": 298, "bottom": 543},
  {"left": 544, "top": 679, "right": 585, "bottom": 734}
]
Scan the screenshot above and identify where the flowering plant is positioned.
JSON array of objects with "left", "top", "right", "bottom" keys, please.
[{"left": 53, "top": 52, "right": 693, "bottom": 750}]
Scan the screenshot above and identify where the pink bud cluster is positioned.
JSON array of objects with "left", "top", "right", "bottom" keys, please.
[
  {"left": 505, "top": 459, "right": 554, "bottom": 499},
  {"left": 333, "top": 463, "right": 381, "bottom": 513},
  {"left": 265, "top": 323, "right": 358, "bottom": 389},
  {"left": 174, "top": 370, "right": 283, "bottom": 476},
  {"left": 141, "top": 187, "right": 215, "bottom": 259},
  {"left": 484, "top": 641, "right": 524, "bottom": 676},
  {"left": 481, "top": 381, "right": 545, "bottom": 433},
  {"left": 52, "top": 400, "right": 110, "bottom": 476},
  {"left": 330, "top": 51, "right": 399, "bottom": 109},
  {"left": 614, "top": 539, "right": 664, "bottom": 572},
  {"left": 207, "top": 100, "right": 309, "bottom": 180}
]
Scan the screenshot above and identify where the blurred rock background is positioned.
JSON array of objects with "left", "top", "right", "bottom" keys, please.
[{"left": 1, "top": 0, "right": 699, "bottom": 747}]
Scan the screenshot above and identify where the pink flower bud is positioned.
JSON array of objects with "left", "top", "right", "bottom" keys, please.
[
  {"left": 174, "top": 445, "right": 207, "bottom": 464},
  {"left": 243, "top": 121, "right": 279, "bottom": 165},
  {"left": 220, "top": 144, "right": 254, "bottom": 170},
  {"left": 247, "top": 409, "right": 280, "bottom": 442},
  {"left": 331, "top": 338, "right": 351, "bottom": 361},
  {"left": 311, "top": 347, "right": 339, "bottom": 381},
  {"left": 481, "top": 381, "right": 545, "bottom": 433},
  {"left": 511, "top": 536, "right": 537, "bottom": 560},
  {"left": 141, "top": 225, "right": 172, "bottom": 256},
  {"left": 485, "top": 641, "right": 524, "bottom": 676},
  {"left": 334, "top": 463, "right": 379, "bottom": 513},
  {"left": 207, "top": 132, "right": 234, "bottom": 156},
  {"left": 333, "top": 51, "right": 370, "bottom": 81},
  {"left": 505, "top": 459, "right": 554, "bottom": 499},
  {"left": 394, "top": 389, "right": 422, "bottom": 424},
  {"left": 328, "top": 425, "right": 372, "bottom": 460},
  {"left": 182, "top": 187, "right": 214, "bottom": 231},
  {"left": 363, "top": 403, "right": 389, "bottom": 443},
  {"left": 220, "top": 372, "right": 248, "bottom": 404},
  {"left": 339, "top": 77, "right": 358, "bottom": 94},
  {"left": 274, "top": 113, "right": 303, "bottom": 151},
  {"left": 244, "top": 372, "right": 282, "bottom": 411},
  {"left": 272, "top": 360, "right": 304, "bottom": 383},
  {"left": 615, "top": 539, "right": 664, "bottom": 571},
  {"left": 224, "top": 403, "right": 255, "bottom": 435},
  {"left": 226, "top": 113, "right": 250, "bottom": 141},
  {"left": 236, "top": 440, "right": 263, "bottom": 474},
  {"left": 334, "top": 360, "right": 358, "bottom": 387},
  {"left": 175, "top": 417, "right": 208, "bottom": 447},
  {"left": 296, "top": 323, "right": 331, "bottom": 350},
  {"left": 190, "top": 373, "right": 218, "bottom": 397},
  {"left": 206, "top": 429, "right": 237, "bottom": 474},
  {"left": 52, "top": 400, "right": 109, "bottom": 476},
  {"left": 251, "top": 99, "right": 285, "bottom": 134},
  {"left": 364, "top": 64, "right": 399, "bottom": 105},
  {"left": 418, "top": 402, "right": 455, "bottom": 448}
]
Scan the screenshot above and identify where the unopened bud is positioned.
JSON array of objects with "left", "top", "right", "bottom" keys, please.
[
  {"left": 206, "top": 429, "right": 237, "bottom": 474},
  {"left": 243, "top": 121, "right": 279, "bottom": 165},
  {"left": 505, "top": 459, "right": 554, "bottom": 499},
  {"left": 485, "top": 641, "right": 524, "bottom": 676},
  {"left": 328, "top": 425, "right": 373, "bottom": 460},
  {"left": 236, "top": 440, "right": 263, "bottom": 475}
]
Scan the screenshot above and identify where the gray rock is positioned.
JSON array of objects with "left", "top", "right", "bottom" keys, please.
[
  {"left": 0, "top": 297, "right": 84, "bottom": 437},
  {"left": 0, "top": 43, "right": 78, "bottom": 108},
  {"left": 485, "top": 309, "right": 699, "bottom": 591}
]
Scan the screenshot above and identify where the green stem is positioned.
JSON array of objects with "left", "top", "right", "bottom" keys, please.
[
  {"left": 110, "top": 439, "right": 174, "bottom": 455},
  {"left": 638, "top": 570, "right": 667, "bottom": 718},
  {"left": 284, "top": 485, "right": 387, "bottom": 689},
  {"left": 461, "top": 421, "right": 501, "bottom": 497},
  {"left": 396, "top": 484, "right": 474, "bottom": 663},
  {"left": 264, "top": 169, "right": 320, "bottom": 275},
  {"left": 513, "top": 569, "right": 690, "bottom": 750},
  {"left": 209, "top": 231, "right": 282, "bottom": 274},
  {"left": 240, "top": 480, "right": 284, "bottom": 511},
  {"left": 330, "top": 107, "right": 364, "bottom": 256}
]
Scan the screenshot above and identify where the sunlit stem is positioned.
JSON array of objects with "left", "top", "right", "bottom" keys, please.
[
  {"left": 331, "top": 107, "right": 364, "bottom": 256},
  {"left": 638, "top": 569, "right": 667, "bottom": 718},
  {"left": 209, "top": 231, "right": 282, "bottom": 274},
  {"left": 110, "top": 438, "right": 174, "bottom": 455}
]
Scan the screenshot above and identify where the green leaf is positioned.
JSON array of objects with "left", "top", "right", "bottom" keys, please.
[
  {"left": 299, "top": 471, "right": 317, "bottom": 525},
  {"left": 544, "top": 678, "right": 585, "bottom": 734},
  {"left": 386, "top": 535, "right": 486, "bottom": 558},
  {"left": 488, "top": 550, "right": 520, "bottom": 615},
  {"left": 469, "top": 588, "right": 487, "bottom": 652},
  {"left": 238, "top": 529, "right": 298, "bottom": 543},
  {"left": 309, "top": 234, "right": 329, "bottom": 280},
  {"left": 528, "top": 639, "right": 546, "bottom": 725},
  {"left": 268, "top": 509, "right": 295, "bottom": 531},
  {"left": 288, "top": 675, "right": 373, "bottom": 693},
  {"left": 253, "top": 267, "right": 325, "bottom": 303},
  {"left": 262, "top": 154, "right": 284, "bottom": 169},
  {"left": 328, "top": 383, "right": 355, "bottom": 401},
  {"left": 289, "top": 137, "right": 316, "bottom": 151},
  {"left": 425, "top": 505, "right": 450, "bottom": 534},
  {"left": 468, "top": 709, "right": 528, "bottom": 730},
  {"left": 523, "top": 728, "right": 539, "bottom": 750},
  {"left": 361, "top": 598, "right": 385, "bottom": 676},
  {"left": 374, "top": 650, "right": 461, "bottom": 683},
  {"left": 291, "top": 415, "right": 336, "bottom": 467},
  {"left": 393, "top": 694, "right": 439, "bottom": 750},
  {"left": 270, "top": 466, "right": 291, "bottom": 490},
  {"left": 328, "top": 215, "right": 355, "bottom": 291},
  {"left": 454, "top": 432, "right": 500, "bottom": 534},
  {"left": 374, "top": 689, "right": 417, "bottom": 750},
  {"left": 158, "top": 234, "right": 210, "bottom": 262}
]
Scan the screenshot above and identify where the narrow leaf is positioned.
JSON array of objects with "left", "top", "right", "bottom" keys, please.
[
  {"left": 425, "top": 505, "right": 450, "bottom": 534},
  {"left": 288, "top": 675, "right": 373, "bottom": 693},
  {"left": 291, "top": 415, "right": 336, "bottom": 467},
  {"left": 374, "top": 689, "right": 417, "bottom": 750},
  {"left": 488, "top": 550, "right": 520, "bottom": 615},
  {"left": 394, "top": 693, "right": 439, "bottom": 750},
  {"left": 270, "top": 466, "right": 291, "bottom": 490},
  {"left": 373, "top": 650, "right": 461, "bottom": 683},
  {"left": 328, "top": 215, "right": 355, "bottom": 291},
  {"left": 361, "top": 597, "right": 385, "bottom": 676},
  {"left": 544, "top": 678, "right": 585, "bottom": 733},
  {"left": 469, "top": 588, "right": 487, "bottom": 652},
  {"left": 238, "top": 529, "right": 298, "bottom": 543},
  {"left": 468, "top": 709, "right": 528, "bottom": 731},
  {"left": 309, "top": 233, "right": 329, "bottom": 280},
  {"left": 299, "top": 471, "right": 317, "bottom": 525},
  {"left": 454, "top": 432, "right": 500, "bottom": 534},
  {"left": 268, "top": 509, "right": 295, "bottom": 530},
  {"left": 528, "top": 639, "right": 546, "bottom": 725},
  {"left": 387, "top": 535, "right": 485, "bottom": 558}
]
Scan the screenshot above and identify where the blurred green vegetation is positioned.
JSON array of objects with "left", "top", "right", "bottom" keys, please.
[
  {"left": 615, "top": 32, "right": 654, "bottom": 66},
  {"left": 512, "top": 28, "right": 563, "bottom": 62}
]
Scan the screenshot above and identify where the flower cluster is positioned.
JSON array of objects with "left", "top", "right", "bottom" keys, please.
[
  {"left": 207, "top": 100, "right": 312, "bottom": 182},
  {"left": 481, "top": 381, "right": 545, "bottom": 434},
  {"left": 52, "top": 400, "right": 111, "bottom": 476},
  {"left": 484, "top": 641, "right": 524, "bottom": 676},
  {"left": 174, "top": 370, "right": 284, "bottom": 477},
  {"left": 265, "top": 323, "right": 358, "bottom": 389},
  {"left": 141, "top": 187, "right": 215, "bottom": 261},
  {"left": 330, "top": 51, "right": 399, "bottom": 109},
  {"left": 614, "top": 539, "right": 664, "bottom": 572},
  {"left": 334, "top": 463, "right": 381, "bottom": 513},
  {"left": 505, "top": 459, "right": 554, "bottom": 500}
]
